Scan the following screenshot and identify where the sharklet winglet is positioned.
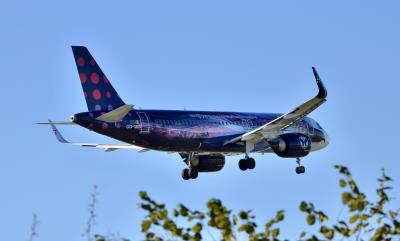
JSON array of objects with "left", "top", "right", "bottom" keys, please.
[{"left": 49, "top": 120, "right": 70, "bottom": 143}]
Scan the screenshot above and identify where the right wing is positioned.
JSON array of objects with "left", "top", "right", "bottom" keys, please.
[
  {"left": 48, "top": 121, "right": 148, "bottom": 152},
  {"left": 225, "top": 67, "right": 327, "bottom": 145}
]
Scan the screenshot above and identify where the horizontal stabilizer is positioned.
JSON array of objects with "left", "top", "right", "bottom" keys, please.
[
  {"left": 96, "top": 104, "right": 134, "bottom": 122},
  {"left": 36, "top": 121, "right": 76, "bottom": 125}
]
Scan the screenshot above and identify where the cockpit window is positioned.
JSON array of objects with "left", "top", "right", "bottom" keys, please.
[{"left": 315, "top": 121, "right": 322, "bottom": 129}]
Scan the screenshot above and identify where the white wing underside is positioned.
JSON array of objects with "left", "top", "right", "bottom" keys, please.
[{"left": 48, "top": 122, "right": 148, "bottom": 152}]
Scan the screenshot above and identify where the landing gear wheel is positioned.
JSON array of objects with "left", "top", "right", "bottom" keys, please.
[
  {"left": 238, "top": 157, "right": 256, "bottom": 171},
  {"left": 247, "top": 158, "right": 256, "bottom": 169},
  {"left": 189, "top": 168, "right": 198, "bottom": 179},
  {"left": 295, "top": 166, "right": 306, "bottom": 174},
  {"left": 181, "top": 168, "right": 190, "bottom": 180},
  {"left": 239, "top": 159, "right": 247, "bottom": 171}
]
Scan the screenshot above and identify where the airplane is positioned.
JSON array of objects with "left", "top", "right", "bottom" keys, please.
[{"left": 38, "top": 46, "right": 329, "bottom": 180}]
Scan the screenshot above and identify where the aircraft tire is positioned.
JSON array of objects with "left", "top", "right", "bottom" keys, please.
[
  {"left": 247, "top": 158, "right": 256, "bottom": 169},
  {"left": 182, "top": 168, "right": 190, "bottom": 180},
  {"left": 238, "top": 159, "right": 247, "bottom": 171},
  {"left": 295, "top": 166, "right": 306, "bottom": 174},
  {"left": 189, "top": 168, "right": 198, "bottom": 179}
]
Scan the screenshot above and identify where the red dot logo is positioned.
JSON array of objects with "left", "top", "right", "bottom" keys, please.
[
  {"left": 91, "top": 73, "right": 100, "bottom": 84},
  {"left": 106, "top": 91, "right": 112, "bottom": 99},
  {"left": 92, "top": 89, "right": 101, "bottom": 100},
  {"left": 103, "top": 75, "right": 109, "bottom": 84},
  {"left": 90, "top": 59, "right": 96, "bottom": 66},
  {"left": 77, "top": 57, "right": 85, "bottom": 67},
  {"left": 79, "top": 73, "right": 87, "bottom": 83}
]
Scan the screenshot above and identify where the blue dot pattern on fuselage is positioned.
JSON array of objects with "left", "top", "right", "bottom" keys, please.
[{"left": 71, "top": 46, "right": 125, "bottom": 112}]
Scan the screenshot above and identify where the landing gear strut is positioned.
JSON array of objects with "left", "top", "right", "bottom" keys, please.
[
  {"left": 238, "top": 157, "right": 256, "bottom": 171},
  {"left": 181, "top": 153, "right": 199, "bottom": 180},
  {"left": 295, "top": 158, "right": 306, "bottom": 174}
]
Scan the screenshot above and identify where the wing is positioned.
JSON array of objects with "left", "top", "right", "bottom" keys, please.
[
  {"left": 48, "top": 121, "right": 148, "bottom": 152},
  {"left": 226, "top": 67, "right": 327, "bottom": 145}
]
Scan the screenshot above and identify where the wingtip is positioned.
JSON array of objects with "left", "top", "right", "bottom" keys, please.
[
  {"left": 48, "top": 120, "right": 70, "bottom": 144},
  {"left": 312, "top": 67, "right": 327, "bottom": 99}
]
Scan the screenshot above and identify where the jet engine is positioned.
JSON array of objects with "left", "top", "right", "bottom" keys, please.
[
  {"left": 190, "top": 155, "right": 225, "bottom": 172},
  {"left": 271, "top": 133, "right": 312, "bottom": 158}
]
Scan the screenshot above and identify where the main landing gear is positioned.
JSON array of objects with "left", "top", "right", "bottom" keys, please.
[
  {"left": 181, "top": 153, "right": 199, "bottom": 180},
  {"left": 295, "top": 158, "right": 306, "bottom": 174},
  {"left": 238, "top": 156, "right": 256, "bottom": 171},
  {"left": 181, "top": 168, "right": 198, "bottom": 180}
]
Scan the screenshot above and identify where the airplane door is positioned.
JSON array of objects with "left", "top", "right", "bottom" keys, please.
[{"left": 137, "top": 112, "right": 150, "bottom": 134}]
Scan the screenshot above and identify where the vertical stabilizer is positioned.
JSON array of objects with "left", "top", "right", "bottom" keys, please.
[{"left": 71, "top": 46, "right": 125, "bottom": 112}]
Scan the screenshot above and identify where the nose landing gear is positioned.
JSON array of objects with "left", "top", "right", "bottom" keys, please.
[{"left": 295, "top": 158, "right": 306, "bottom": 174}]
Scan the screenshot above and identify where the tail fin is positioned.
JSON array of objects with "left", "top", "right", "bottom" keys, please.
[{"left": 72, "top": 46, "right": 125, "bottom": 112}]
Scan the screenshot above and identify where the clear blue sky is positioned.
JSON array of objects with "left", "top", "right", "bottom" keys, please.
[{"left": 1, "top": 1, "right": 399, "bottom": 240}]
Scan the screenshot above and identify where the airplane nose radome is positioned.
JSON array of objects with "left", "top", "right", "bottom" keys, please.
[{"left": 323, "top": 130, "right": 330, "bottom": 146}]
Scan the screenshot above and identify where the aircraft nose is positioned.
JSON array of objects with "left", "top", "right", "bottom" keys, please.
[{"left": 323, "top": 130, "right": 330, "bottom": 146}]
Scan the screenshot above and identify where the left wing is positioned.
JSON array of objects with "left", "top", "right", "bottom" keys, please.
[
  {"left": 225, "top": 67, "right": 327, "bottom": 145},
  {"left": 48, "top": 121, "right": 148, "bottom": 152}
]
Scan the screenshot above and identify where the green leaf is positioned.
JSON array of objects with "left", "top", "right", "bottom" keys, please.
[
  {"left": 335, "top": 165, "right": 349, "bottom": 175},
  {"left": 339, "top": 179, "right": 347, "bottom": 188},
  {"left": 349, "top": 214, "right": 359, "bottom": 224},
  {"left": 307, "top": 214, "right": 316, "bottom": 226},
  {"left": 342, "top": 192, "right": 353, "bottom": 204},
  {"left": 317, "top": 211, "right": 329, "bottom": 223},
  {"left": 238, "top": 223, "right": 254, "bottom": 234},
  {"left": 271, "top": 228, "right": 280, "bottom": 238},
  {"left": 233, "top": 215, "right": 239, "bottom": 226},
  {"left": 323, "top": 229, "right": 334, "bottom": 240},
  {"left": 141, "top": 220, "right": 152, "bottom": 233},
  {"left": 299, "top": 231, "right": 306, "bottom": 238},
  {"left": 276, "top": 210, "right": 285, "bottom": 222},
  {"left": 357, "top": 200, "right": 366, "bottom": 211},
  {"left": 238, "top": 211, "right": 248, "bottom": 220},
  {"left": 192, "top": 223, "right": 202, "bottom": 233},
  {"left": 158, "top": 210, "right": 168, "bottom": 220},
  {"left": 146, "top": 232, "right": 155, "bottom": 239},
  {"left": 139, "top": 191, "right": 149, "bottom": 200},
  {"left": 179, "top": 205, "right": 189, "bottom": 216},
  {"left": 389, "top": 211, "right": 398, "bottom": 219},
  {"left": 300, "top": 201, "right": 308, "bottom": 212}
]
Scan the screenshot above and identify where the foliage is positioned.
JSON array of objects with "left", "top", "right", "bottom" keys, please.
[{"left": 93, "top": 166, "right": 399, "bottom": 241}]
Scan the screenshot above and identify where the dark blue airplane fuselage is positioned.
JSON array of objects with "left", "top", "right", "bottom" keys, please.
[{"left": 73, "top": 109, "right": 327, "bottom": 154}]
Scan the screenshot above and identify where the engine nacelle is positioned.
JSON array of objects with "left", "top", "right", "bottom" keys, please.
[
  {"left": 194, "top": 155, "right": 225, "bottom": 172},
  {"left": 272, "top": 133, "right": 312, "bottom": 158}
]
